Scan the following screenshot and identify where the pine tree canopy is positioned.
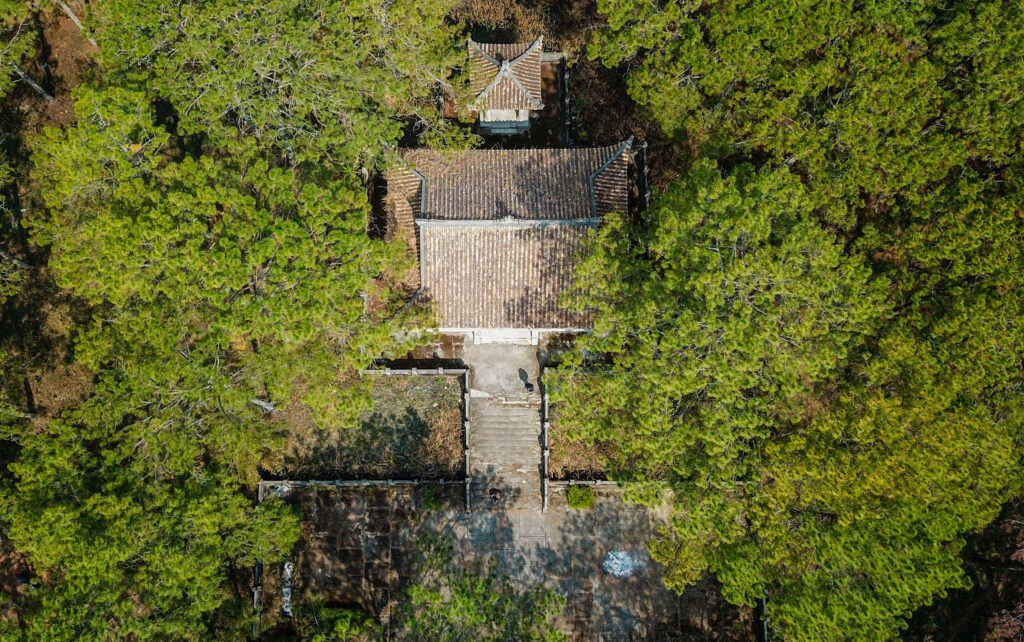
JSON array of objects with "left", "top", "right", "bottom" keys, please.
[{"left": 546, "top": 0, "right": 1024, "bottom": 638}]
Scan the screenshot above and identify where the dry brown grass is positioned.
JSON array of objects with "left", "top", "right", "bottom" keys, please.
[{"left": 265, "top": 375, "right": 463, "bottom": 480}]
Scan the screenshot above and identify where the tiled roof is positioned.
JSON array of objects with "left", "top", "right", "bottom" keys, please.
[
  {"left": 418, "top": 220, "right": 595, "bottom": 329},
  {"left": 468, "top": 37, "right": 544, "bottom": 111},
  {"left": 397, "top": 143, "right": 631, "bottom": 220},
  {"left": 384, "top": 141, "right": 634, "bottom": 329},
  {"left": 383, "top": 166, "right": 422, "bottom": 244}
]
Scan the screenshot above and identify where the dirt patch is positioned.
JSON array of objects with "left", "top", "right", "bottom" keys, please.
[
  {"left": 400, "top": 333, "right": 465, "bottom": 361},
  {"left": 265, "top": 375, "right": 464, "bottom": 480},
  {"left": 13, "top": 11, "right": 98, "bottom": 134},
  {"left": 25, "top": 361, "right": 93, "bottom": 428},
  {"left": 35, "top": 12, "right": 97, "bottom": 127},
  {"left": 0, "top": 270, "right": 95, "bottom": 427}
]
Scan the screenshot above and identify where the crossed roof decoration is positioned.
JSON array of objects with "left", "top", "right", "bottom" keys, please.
[{"left": 468, "top": 36, "right": 545, "bottom": 112}]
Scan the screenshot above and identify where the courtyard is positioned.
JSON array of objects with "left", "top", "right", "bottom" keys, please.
[{"left": 259, "top": 482, "right": 747, "bottom": 641}]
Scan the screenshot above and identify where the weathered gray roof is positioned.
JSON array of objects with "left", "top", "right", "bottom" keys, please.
[
  {"left": 397, "top": 142, "right": 631, "bottom": 221},
  {"left": 418, "top": 220, "right": 595, "bottom": 329},
  {"left": 468, "top": 37, "right": 544, "bottom": 111}
]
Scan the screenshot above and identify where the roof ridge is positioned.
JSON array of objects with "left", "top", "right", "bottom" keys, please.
[
  {"left": 469, "top": 36, "right": 545, "bottom": 109},
  {"left": 507, "top": 36, "right": 543, "bottom": 70},
  {"left": 472, "top": 61, "right": 543, "bottom": 110},
  {"left": 501, "top": 61, "right": 545, "bottom": 109},
  {"left": 587, "top": 137, "right": 634, "bottom": 217},
  {"left": 467, "top": 38, "right": 500, "bottom": 68}
]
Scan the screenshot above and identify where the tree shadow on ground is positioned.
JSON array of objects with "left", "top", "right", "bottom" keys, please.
[
  {"left": 529, "top": 488, "right": 751, "bottom": 640},
  {"left": 265, "top": 375, "right": 464, "bottom": 480},
  {"left": 273, "top": 407, "right": 459, "bottom": 480},
  {"left": 268, "top": 477, "right": 750, "bottom": 640},
  {"left": 432, "top": 482, "right": 749, "bottom": 640},
  {"left": 0, "top": 269, "right": 94, "bottom": 423}
]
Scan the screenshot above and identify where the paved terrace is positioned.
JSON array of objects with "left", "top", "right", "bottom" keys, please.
[{"left": 270, "top": 483, "right": 745, "bottom": 640}]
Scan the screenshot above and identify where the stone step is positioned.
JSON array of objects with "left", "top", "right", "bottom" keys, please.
[
  {"left": 472, "top": 429, "right": 542, "bottom": 437},
  {"left": 473, "top": 436, "right": 540, "bottom": 442},
  {"left": 472, "top": 445, "right": 540, "bottom": 453},
  {"left": 472, "top": 454, "right": 540, "bottom": 463},
  {"left": 472, "top": 420, "right": 541, "bottom": 427},
  {"left": 471, "top": 456, "right": 540, "bottom": 464},
  {"left": 472, "top": 416, "right": 542, "bottom": 424},
  {"left": 474, "top": 401, "right": 541, "bottom": 409},
  {"left": 472, "top": 415, "right": 542, "bottom": 422},
  {"left": 472, "top": 412, "right": 541, "bottom": 421},
  {"left": 473, "top": 410, "right": 541, "bottom": 417},
  {"left": 472, "top": 429, "right": 541, "bottom": 438},
  {"left": 472, "top": 445, "right": 540, "bottom": 454}
]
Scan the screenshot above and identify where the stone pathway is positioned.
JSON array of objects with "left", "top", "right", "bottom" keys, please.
[{"left": 463, "top": 343, "right": 543, "bottom": 511}]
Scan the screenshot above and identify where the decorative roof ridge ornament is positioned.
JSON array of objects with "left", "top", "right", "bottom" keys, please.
[{"left": 468, "top": 36, "right": 546, "bottom": 111}]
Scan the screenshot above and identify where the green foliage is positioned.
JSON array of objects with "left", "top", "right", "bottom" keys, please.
[
  {"left": 590, "top": 0, "right": 1024, "bottom": 228},
  {"left": 0, "top": 348, "right": 27, "bottom": 427},
  {"left": 577, "top": 1, "right": 1024, "bottom": 638},
  {"left": 566, "top": 485, "right": 595, "bottom": 510},
  {"left": 419, "top": 482, "right": 444, "bottom": 511},
  {"left": 400, "top": 535, "right": 566, "bottom": 642},
  {"left": 27, "top": 87, "right": 422, "bottom": 479},
  {"left": 0, "top": 0, "right": 35, "bottom": 97},
  {"left": 90, "top": 0, "right": 477, "bottom": 166},
  {"left": 293, "top": 598, "right": 378, "bottom": 642},
  {"left": 0, "top": 0, "right": 36, "bottom": 300},
  {"left": 552, "top": 157, "right": 1024, "bottom": 638},
  {"left": 0, "top": 408, "right": 300, "bottom": 640},
  {"left": 555, "top": 161, "right": 885, "bottom": 482},
  {"left": 3, "top": 0, "right": 460, "bottom": 633}
]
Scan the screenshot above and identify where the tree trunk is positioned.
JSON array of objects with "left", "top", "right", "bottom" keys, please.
[
  {"left": 0, "top": 249, "right": 32, "bottom": 270},
  {"left": 249, "top": 398, "right": 279, "bottom": 413},
  {"left": 54, "top": 0, "right": 98, "bottom": 47},
  {"left": 8, "top": 63, "right": 53, "bottom": 102}
]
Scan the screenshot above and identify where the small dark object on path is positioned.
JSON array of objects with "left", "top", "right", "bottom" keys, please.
[{"left": 518, "top": 368, "right": 535, "bottom": 393}]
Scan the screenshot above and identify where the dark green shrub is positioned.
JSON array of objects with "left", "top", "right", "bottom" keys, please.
[
  {"left": 420, "top": 483, "right": 444, "bottom": 511},
  {"left": 567, "top": 485, "right": 595, "bottom": 509}
]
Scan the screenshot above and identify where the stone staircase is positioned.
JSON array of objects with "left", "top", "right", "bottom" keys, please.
[{"left": 469, "top": 397, "right": 543, "bottom": 510}]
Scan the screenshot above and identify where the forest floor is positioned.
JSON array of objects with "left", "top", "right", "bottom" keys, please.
[
  {"left": 0, "top": 10, "right": 98, "bottom": 428},
  {"left": 904, "top": 500, "right": 1024, "bottom": 641},
  {"left": 0, "top": 8, "right": 106, "bottom": 613}
]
